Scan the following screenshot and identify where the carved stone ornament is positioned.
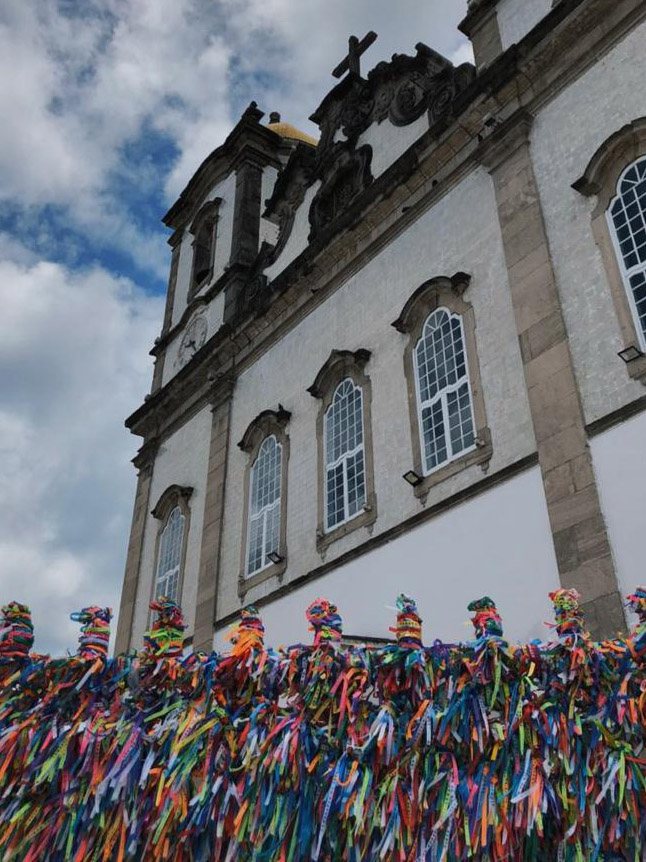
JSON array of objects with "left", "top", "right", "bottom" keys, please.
[
  {"left": 253, "top": 43, "right": 474, "bottom": 276},
  {"left": 310, "top": 43, "right": 475, "bottom": 161},
  {"left": 308, "top": 141, "right": 373, "bottom": 240},
  {"left": 262, "top": 145, "right": 316, "bottom": 266}
]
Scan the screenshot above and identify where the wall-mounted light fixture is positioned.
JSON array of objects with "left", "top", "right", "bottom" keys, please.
[
  {"left": 266, "top": 551, "right": 284, "bottom": 565},
  {"left": 618, "top": 345, "right": 644, "bottom": 363},
  {"left": 403, "top": 470, "right": 423, "bottom": 487}
]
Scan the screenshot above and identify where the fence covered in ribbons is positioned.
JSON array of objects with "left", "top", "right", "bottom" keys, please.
[{"left": 1, "top": 588, "right": 646, "bottom": 861}]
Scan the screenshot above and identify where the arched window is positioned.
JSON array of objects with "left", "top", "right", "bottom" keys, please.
[
  {"left": 154, "top": 506, "right": 185, "bottom": 603},
  {"left": 324, "top": 378, "right": 365, "bottom": 531},
  {"left": 607, "top": 157, "right": 646, "bottom": 348},
  {"left": 308, "top": 349, "right": 376, "bottom": 548},
  {"left": 150, "top": 485, "right": 192, "bottom": 609},
  {"left": 392, "top": 275, "right": 491, "bottom": 497},
  {"left": 189, "top": 201, "right": 220, "bottom": 297},
  {"left": 246, "top": 435, "right": 283, "bottom": 576},
  {"left": 414, "top": 308, "right": 476, "bottom": 474}
]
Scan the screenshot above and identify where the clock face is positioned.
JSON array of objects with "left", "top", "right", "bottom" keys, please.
[{"left": 177, "top": 315, "right": 207, "bottom": 367}]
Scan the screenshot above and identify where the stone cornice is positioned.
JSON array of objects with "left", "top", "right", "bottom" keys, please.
[{"left": 127, "top": 0, "right": 646, "bottom": 447}]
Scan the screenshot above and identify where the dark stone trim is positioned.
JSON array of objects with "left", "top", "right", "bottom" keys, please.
[
  {"left": 214, "top": 452, "right": 539, "bottom": 630},
  {"left": 586, "top": 395, "right": 646, "bottom": 438},
  {"left": 151, "top": 485, "right": 194, "bottom": 520}
]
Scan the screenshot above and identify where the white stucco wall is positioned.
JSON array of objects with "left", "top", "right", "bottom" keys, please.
[
  {"left": 131, "top": 405, "right": 212, "bottom": 645},
  {"left": 591, "top": 411, "right": 646, "bottom": 628},
  {"left": 171, "top": 173, "right": 237, "bottom": 329},
  {"left": 358, "top": 113, "right": 429, "bottom": 181},
  {"left": 162, "top": 291, "right": 225, "bottom": 387},
  {"left": 531, "top": 19, "right": 646, "bottom": 425},
  {"left": 218, "top": 166, "right": 536, "bottom": 620},
  {"left": 497, "top": 0, "right": 551, "bottom": 50},
  {"left": 264, "top": 183, "right": 320, "bottom": 280},
  {"left": 215, "top": 466, "right": 560, "bottom": 649},
  {"left": 260, "top": 166, "right": 279, "bottom": 248}
]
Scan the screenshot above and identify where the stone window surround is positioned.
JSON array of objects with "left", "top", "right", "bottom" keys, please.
[
  {"left": 237, "top": 407, "right": 291, "bottom": 597},
  {"left": 308, "top": 349, "right": 378, "bottom": 553},
  {"left": 188, "top": 199, "right": 222, "bottom": 302},
  {"left": 392, "top": 272, "right": 492, "bottom": 500},
  {"left": 148, "top": 484, "right": 193, "bottom": 621},
  {"left": 572, "top": 118, "right": 646, "bottom": 385}
]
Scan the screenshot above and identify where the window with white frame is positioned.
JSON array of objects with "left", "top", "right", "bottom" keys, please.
[
  {"left": 607, "top": 156, "right": 646, "bottom": 348},
  {"left": 324, "top": 378, "right": 366, "bottom": 531},
  {"left": 246, "top": 435, "right": 282, "bottom": 576},
  {"left": 154, "top": 506, "right": 185, "bottom": 603},
  {"left": 414, "top": 308, "right": 476, "bottom": 475}
]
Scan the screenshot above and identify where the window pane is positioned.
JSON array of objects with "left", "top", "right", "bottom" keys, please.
[
  {"left": 415, "top": 309, "right": 475, "bottom": 474},
  {"left": 155, "top": 507, "right": 185, "bottom": 603},
  {"left": 629, "top": 271, "right": 646, "bottom": 343},
  {"left": 325, "top": 380, "right": 363, "bottom": 466},
  {"left": 246, "top": 436, "right": 283, "bottom": 575},
  {"left": 346, "top": 449, "right": 366, "bottom": 517},
  {"left": 247, "top": 514, "right": 265, "bottom": 575},
  {"left": 264, "top": 501, "right": 280, "bottom": 559},
  {"left": 323, "top": 378, "right": 366, "bottom": 532},
  {"left": 447, "top": 383, "right": 475, "bottom": 455},
  {"left": 421, "top": 399, "right": 447, "bottom": 470},
  {"left": 611, "top": 157, "right": 646, "bottom": 273},
  {"left": 326, "top": 461, "right": 345, "bottom": 529}
]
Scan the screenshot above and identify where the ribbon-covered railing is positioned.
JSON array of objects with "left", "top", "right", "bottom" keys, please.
[{"left": 1, "top": 588, "right": 646, "bottom": 861}]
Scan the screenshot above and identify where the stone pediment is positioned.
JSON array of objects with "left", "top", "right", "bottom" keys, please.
[
  {"left": 310, "top": 43, "right": 475, "bottom": 157},
  {"left": 261, "top": 44, "right": 475, "bottom": 267}
]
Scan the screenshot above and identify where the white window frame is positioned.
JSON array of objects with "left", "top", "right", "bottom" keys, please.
[
  {"left": 606, "top": 156, "right": 646, "bottom": 351},
  {"left": 245, "top": 435, "right": 283, "bottom": 577},
  {"left": 323, "top": 378, "right": 366, "bottom": 533},
  {"left": 153, "top": 506, "right": 185, "bottom": 604},
  {"left": 414, "top": 307, "right": 477, "bottom": 477}
]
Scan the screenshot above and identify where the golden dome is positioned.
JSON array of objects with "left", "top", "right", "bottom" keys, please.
[{"left": 267, "top": 114, "right": 318, "bottom": 147}]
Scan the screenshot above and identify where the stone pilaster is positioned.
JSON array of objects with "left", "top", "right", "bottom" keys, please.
[
  {"left": 480, "top": 111, "right": 626, "bottom": 639},
  {"left": 114, "top": 439, "right": 158, "bottom": 654},
  {"left": 193, "top": 377, "right": 235, "bottom": 652},
  {"left": 458, "top": 0, "right": 503, "bottom": 71}
]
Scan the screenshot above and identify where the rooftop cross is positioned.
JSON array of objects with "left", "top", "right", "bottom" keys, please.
[{"left": 331, "top": 31, "right": 378, "bottom": 79}]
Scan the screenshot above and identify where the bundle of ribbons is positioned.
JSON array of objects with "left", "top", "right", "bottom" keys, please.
[
  {"left": 2, "top": 588, "right": 646, "bottom": 860},
  {"left": 70, "top": 605, "right": 112, "bottom": 661},
  {"left": 0, "top": 600, "right": 34, "bottom": 659}
]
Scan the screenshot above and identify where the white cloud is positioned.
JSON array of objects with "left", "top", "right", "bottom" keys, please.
[
  {"left": 0, "top": 246, "right": 163, "bottom": 654},
  {"left": 0, "top": 0, "right": 469, "bottom": 262}
]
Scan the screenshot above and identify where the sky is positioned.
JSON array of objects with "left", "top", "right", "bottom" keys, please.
[{"left": 0, "top": 0, "right": 471, "bottom": 655}]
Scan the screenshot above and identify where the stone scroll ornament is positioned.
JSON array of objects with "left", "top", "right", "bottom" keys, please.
[
  {"left": 70, "top": 606, "right": 112, "bottom": 662},
  {"left": 0, "top": 601, "right": 34, "bottom": 660},
  {"left": 143, "top": 596, "right": 186, "bottom": 658},
  {"left": 306, "top": 598, "right": 343, "bottom": 645}
]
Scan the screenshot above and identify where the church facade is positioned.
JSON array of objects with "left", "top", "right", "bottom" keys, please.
[{"left": 115, "top": 0, "right": 646, "bottom": 654}]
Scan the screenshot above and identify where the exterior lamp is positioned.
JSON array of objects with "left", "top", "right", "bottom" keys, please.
[
  {"left": 266, "top": 551, "right": 284, "bottom": 565},
  {"left": 618, "top": 345, "right": 644, "bottom": 363},
  {"left": 403, "top": 470, "right": 422, "bottom": 487}
]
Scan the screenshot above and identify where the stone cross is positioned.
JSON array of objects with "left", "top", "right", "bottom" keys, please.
[{"left": 332, "top": 31, "right": 378, "bottom": 79}]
